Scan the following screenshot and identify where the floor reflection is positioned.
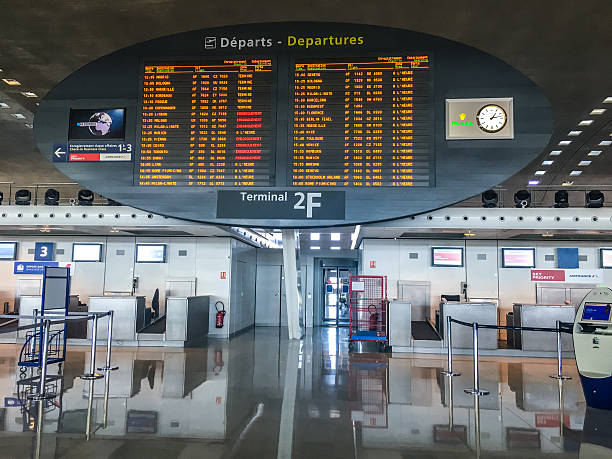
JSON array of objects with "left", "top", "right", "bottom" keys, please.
[{"left": 0, "top": 327, "right": 602, "bottom": 457}]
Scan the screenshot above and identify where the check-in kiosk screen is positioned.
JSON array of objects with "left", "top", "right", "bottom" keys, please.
[{"left": 582, "top": 303, "right": 612, "bottom": 322}]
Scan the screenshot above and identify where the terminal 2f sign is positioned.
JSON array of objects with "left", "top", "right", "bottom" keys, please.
[{"left": 531, "top": 269, "right": 604, "bottom": 284}]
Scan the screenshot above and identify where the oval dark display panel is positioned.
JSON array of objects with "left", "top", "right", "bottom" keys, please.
[{"left": 34, "top": 22, "right": 553, "bottom": 227}]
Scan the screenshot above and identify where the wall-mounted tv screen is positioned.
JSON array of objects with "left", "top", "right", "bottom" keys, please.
[
  {"left": 72, "top": 243, "right": 103, "bottom": 262},
  {"left": 582, "top": 303, "right": 612, "bottom": 322},
  {"left": 502, "top": 248, "right": 535, "bottom": 268},
  {"left": 600, "top": 249, "right": 612, "bottom": 268},
  {"left": 432, "top": 247, "right": 464, "bottom": 267},
  {"left": 136, "top": 244, "right": 166, "bottom": 263},
  {"left": 0, "top": 242, "right": 17, "bottom": 260}
]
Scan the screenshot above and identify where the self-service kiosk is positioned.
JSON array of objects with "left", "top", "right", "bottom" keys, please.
[{"left": 573, "top": 287, "right": 612, "bottom": 410}]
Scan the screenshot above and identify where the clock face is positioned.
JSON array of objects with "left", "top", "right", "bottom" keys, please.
[{"left": 476, "top": 104, "right": 507, "bottom": 133}]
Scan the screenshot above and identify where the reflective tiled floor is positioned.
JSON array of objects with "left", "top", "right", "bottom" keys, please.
[{"left": 0, "top": 327, "right": 605, "bottom": 458}]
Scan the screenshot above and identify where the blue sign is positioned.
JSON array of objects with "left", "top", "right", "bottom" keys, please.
[
  {"left": 52, "top": 143, "right": 67, "bottom": 162},
  {"left": 14, "top": 261, "right": 58, "bottom": 275},
  {"left": 34, "top": 242, "right": 55, "bottom": 261},
  {"left": 4, "top": 397, "right": 23, "bottom": 407}
]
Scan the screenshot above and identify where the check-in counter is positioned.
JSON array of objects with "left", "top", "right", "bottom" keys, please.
[
  {"left": 388, "top": 301, "right": 411, "bottom": 348},
  {"left": 88, "top": 296, "right": 146, "bottom": 343},
  {"left": 512, "top": 303, "right": 575, "bottom": 351},
  {"left": 440, "top": 301, "right": 498, "bottom": 349},
  {"left": 165, "top": 296, "right": 210, "bottom": 345}
]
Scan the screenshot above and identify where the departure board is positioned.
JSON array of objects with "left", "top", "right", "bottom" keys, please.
[
  {"left": 291, "top": 55, "right": 432, "bottom": 187},
  {"left": 138, "top": 59, "right": 274, "bottom": 186}
]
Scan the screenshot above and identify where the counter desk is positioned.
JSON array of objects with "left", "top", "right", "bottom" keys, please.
[
  {"left": 511, "top": 303, "right": 575, "bottom": 352},
  {"left": 440, "top": 301, "right": 498, "bottom": 349},
  {"left": 88, "top": 296, "right": 146, "bottom": 344}
]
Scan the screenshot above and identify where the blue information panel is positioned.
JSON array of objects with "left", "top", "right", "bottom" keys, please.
[
  {"left": 14, "top": 261, "right": 59, "bottom": 275},
  {"left": 34, "top": 242, "right": 55, "bottom": 261}
]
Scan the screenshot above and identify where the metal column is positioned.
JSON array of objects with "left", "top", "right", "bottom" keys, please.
[{"left": 281, "top": 229, "right": 303, "bottom": 340}]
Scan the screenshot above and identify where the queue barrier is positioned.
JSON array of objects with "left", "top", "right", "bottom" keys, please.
[
  {"left": 443, "top": 315, "right": 573, "bottom": 396},
  {"left": 0, "top": 311, "right": 117, "bottom": 400}
]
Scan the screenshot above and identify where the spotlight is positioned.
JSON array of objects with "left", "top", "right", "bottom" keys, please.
[
  {"left": 553, "top": 190, "right": 569, "bottom": 208},
  {"left": 44, "top": 188, "right": 59, "bottom": 206},
  {"left": 586, "top": 190, "right": 604, "bottom": 208},
  {"left": 481, "top": 189, "right": 498, "bottom": 208},
  {"left": 14, "top": 189, "right": 31, "bottom": 205},
  {"left": 514, "top": 190, "right": 531, "bottom": 208},
  {"left": 77, "top": 189, "right": 94, "bottom": 206}
]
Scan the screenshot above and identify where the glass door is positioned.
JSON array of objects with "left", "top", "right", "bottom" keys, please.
[{"left": 322, "top": 266, "right": 354, "bottom": 327}]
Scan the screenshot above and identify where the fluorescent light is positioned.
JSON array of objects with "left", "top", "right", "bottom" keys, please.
[
  {"left": 558, "top": 140, "right": 572, "bottom": 146},
  {"left": 550, "top": 150, "right": 562, "bottom": 156},
  {"left": 331, "top": 246, "right": 341, "bottom": 250},
  {"left": 350, "top": 225, "right": 361, "bottom": 250},
  {"left": 331, "top": 233, "right": 341, "bottom": 241},
  {"left": 603, "top": 97, "right": 612, "bottom": 103},
  {"left": 528, "top": 180, "right": 540, "bottom": 185},
  {"left": 579, "top": 120, "right": 594, "bottom": 126},
  {"left": 562, "top": 181, "right": 574, "bottom": 186},
  {"left": 24, "top": 123, "right": 32, "bottom": 128},
  {"left": 569, "top": 170, "right": 582, "bottom": 176},
  {"left": 599, "top": 140, "right": 612, "bottom": 146},
  {"left": 541, "top": 160, "right": 554, "bottom": 165},
  {"left": 579, "top": 160, "right": 592, "bottom": 166},
  {"left": 590, "top": 108, "right": 606, "bottom": 115},
  {"left": 20, "top": 91, "right": 37, "bottom": 98},
  {"left": 11, "top": 113, "right": 25, "bottom": 119},
  {"left": 310, "top": 233, "right": 320, "bottom": 241},
  {"left": 568, "top": 130, "right": 582, "bottom": 136},
  {"left": 0, "top": 102, "right": 8, "bottom": 108},
  {"left": 534, "top": 170, "right": 546, "bottom": 175},
  {"left": 311, "top": 246, "right": 320, "bottom": 250},
  {"left": 588, "top": 150, "right": 602, "bottom": 156},
  {"left": 1, "top": 78, "right": 21, "bottom": 86}
]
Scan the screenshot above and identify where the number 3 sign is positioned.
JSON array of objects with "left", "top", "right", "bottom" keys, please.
[{"left": 34, "top": 242, "right": 55, "bottom": 261}]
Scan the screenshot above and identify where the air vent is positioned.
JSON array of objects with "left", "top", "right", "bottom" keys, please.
[
  {"left": 477, "top": 254, "right": 487, "bottom": 261},
  {"left": 56, "top": 249, "right": 65, "bottom": 255},
  {"left": 409, "top": 252, "right": 418, "bottom": 259},
  {"left": 178, "top": 250, "right": 188, "bottom": 256},
  {"left": 579, "top": 255, "right": 588, "bottom": 261},
  {"left": 545, "top": 255, "right": 555, "bottom": 261},
  {"left": 27, "top": 249, "right": 35, "bottom": 254},
  {"left": 116, "top": 249, "right": 125, "bottom": 256}
]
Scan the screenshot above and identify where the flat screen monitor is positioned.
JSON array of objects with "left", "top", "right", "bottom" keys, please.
[
  {"left": 0, "top": 242, "right": 17, "bottom": 260},
  {"left": 432, "top": 247, "right": 464, "bottom": 267},
  {"left": 72, "top": 243, "right": 103, "bottom": 262},
  {"left": 136, "top": 244, "right": 166, "bottom": 263},
  {"left": 600, "top": 249, "right": 612, "bottom": 268},
  {"left": 582, "top": 303, "right": 612, "bottom": 322},
  {"left": 502, "top": 248, "right": 535, "bottom": 268},
  {"left": 68, "top": 108, "right": 126, "bottom": 140}
]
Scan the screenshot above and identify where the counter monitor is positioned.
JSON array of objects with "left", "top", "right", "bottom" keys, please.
[
  {"left": 72, "top": 243, "right": 103, "bottom": 262},
  {"left": 136, "top": 244, "right": 167, "bottom": 263},
  {"left": 0, "top": 242, "right": 17, "bottom": 260},
  {"left": 582, "top": 303, "right": 612, "bottom": 323}
]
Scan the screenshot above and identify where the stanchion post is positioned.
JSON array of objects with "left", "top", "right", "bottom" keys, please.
[
  {"left": 442, "top": 316, "right": 461, "bottom": 377},
  {"left": 28, "top": 319, "right": 56, "bottom": 400},
  {"left": 464, "top": 323, "right": 489, "bottom": 396},
  {"left": 550, "top": 320, "right": 571, "bottom": 380},
  {"left": 98, "top": 311, "right": 118, "bottom": 372},
  {"left": 81, "top": 314, "right": 103, "bottom": 380}
]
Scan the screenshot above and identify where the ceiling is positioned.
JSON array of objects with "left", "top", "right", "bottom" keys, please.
[{"left": 0, "top": 0, "right": 611, "bottom": 205}]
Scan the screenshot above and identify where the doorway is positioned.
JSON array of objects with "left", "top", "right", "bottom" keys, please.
[{"left": 321, "top": 264, "right": 356, "bottom": 327}]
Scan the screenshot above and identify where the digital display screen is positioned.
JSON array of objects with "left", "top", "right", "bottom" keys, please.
[
  {"left": 601, "top": 249, "right": 612, "bottom": 268},
  {"left": 72, "top": 243, "right": 102, "bottom": 262},
  {"left": 0, "top": 242, "right": 17, "bottom": 260},
  {"left": 582, "top": 303, "right": 612, "bottom": 322},
  {"left": 136, "top": 244, "right": 166, "bottom": 263},
  {"left": 69, "top": 109, "right": 126, "bottom": 140},
  {"left": 432, "top": 247, "right": 463, "bottom": 267},
  {"left": 137, "top": 59, "right": 274, "bottom": 186},
  {"left": 291, "top": 55, "right": 432, "bottom": 187},
  {"left": 502, "top": 248, "right": 535, "bottom": 268}
]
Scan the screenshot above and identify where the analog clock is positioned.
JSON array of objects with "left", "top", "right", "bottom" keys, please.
[{"left": 476, "top": 104, "right": 507, "bottom": 133}]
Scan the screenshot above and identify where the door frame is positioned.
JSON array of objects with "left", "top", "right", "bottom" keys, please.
[{"left": 314, "top": 258, "right": 358, "bottom": 327}]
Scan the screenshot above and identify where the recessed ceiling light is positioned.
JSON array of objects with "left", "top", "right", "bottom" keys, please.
[
  {"left": 535, "top": 170, "right": 546, "bottom": 175},
  {"left": 579, "top": 160, "right": 592, "bottom": 166},
  {"left": 24, "top": 123, "right": 32, "bottom": 128},
  {"left": 562, "top": 181, "right": 574, "bottom": 186},
  {"left": 1, "top": 78, "right": 21, "bottom": 86},
  {"left": 558, "top": 140, "right": 572, "bottom": 146},
  {"left": 590, "top": 108, "right": 606, "bottom": 115},
  {"left": 311, "top": 246, "right": 320, "bottom": 250},
  {"left": 569, "top": 170, "right": 582, "bottom": 176},
  {"left": 542, "top": 232, "right": 554, "bottom": 237},
  {"left": 568, "top": 130, "right": 582, "bottom": 136},
  {"left": 550, "top": 150, "right": 562, "bottom": 156},
  {"left": 599, "top": 140, "right": 612, "bottom": 146},
  {"left": 528, "top": 180, "right": 540, "bottom": 185},
  {"left": 579, "top": 120, "right": 594, "bottom": 126},
  {"left": 588, "top": 150, "right": 602, "bottom": 156},
  {"left": 310, "top": 233, "right": 320, "bottom": 241},
  {"left": 110, "top": 228, "right": 120, "bottom": 233},
  {"left": 603, "top": 97, "right": 612, "bottom": 103},
  {"left": 541, "top": 160, "right": 554, "bottom": 165},
  {"left": 464, "top": 231, "right": 475, "bottom": 237},
  {"left": 20, "top": 91, "right": 37, "bottom": 98},
  {"left": 331, "top": 233, "right": 341, "bottom": 241},
  {"left": 331, "top": 246, "right": 341, "bottom": 250},
  {"left": 0, "top": 102, "right": 8, "bottom": 108},
  {"left": 11, "top": 113, "right": 25, "bottom": 119}
]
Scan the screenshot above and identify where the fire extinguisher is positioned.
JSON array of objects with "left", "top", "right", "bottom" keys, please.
[
  {"left": 368, "top": 304, "right": 379, "bottom": 331},
  {"left": 215, "top": 301, "right": 226, "bottom": 328}
]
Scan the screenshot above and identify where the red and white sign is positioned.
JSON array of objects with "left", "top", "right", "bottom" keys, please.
[
  {"left": 369, "top": 261, "right": 376, "bottom": 269},
  {"left": 531, "top": 269, "right": 565, "bottom": 282},
  {"left": 220, "top": 272, "right": 226, "bottom": 280},
  {"left": 535, "top": 413, "right": 570, "bottom": 428},
  {"left": 531, "top": 269, "right": 604, "bottom": 283},
  {"left": 69, "top": 153, "right": 132, "bottom": 162},
  {"left": 503, "top": 249, "right": 535, "bottom": 267},
  {"left": 432, "top": 248, "right": 463, "bottom": 266}
]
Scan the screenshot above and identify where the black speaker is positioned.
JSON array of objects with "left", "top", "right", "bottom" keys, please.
[
  {"left": 14, "top": 189, "right": 31, "bottom": 205},
  {"left": 44, "top": 188, "right": 60, "bottom": 206},
  {"left": 77, "top": 189, "right": 94, "bottom": 206},
  {"left": 481, "top": 189, "right": 498, "bottom": 208},
  {"left": 553, "top": 190, "right": 569, "bottom": 208},
  {"left": 514, "top": 190, "right": 531, "bottom": 208},
  {"left": 586, "top": 190, "right": 604, "bottom": 208}
]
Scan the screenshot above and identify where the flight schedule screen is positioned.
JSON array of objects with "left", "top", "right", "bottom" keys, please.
[
  {"left": 138, "top": 59, "right": 274, "bottom": 186},
  {"left": 291, "top": 55, "right": 432, "bottom": 187}
]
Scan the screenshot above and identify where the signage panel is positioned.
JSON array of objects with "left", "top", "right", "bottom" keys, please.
[
  {"left": 432, "top": 247, "right": 464, "bottom": 267},
  {"left": 502, "top": 248, "right": 535, "bottom": 268},
  {"left": 34, "top": 242, "right": 54, "bottom": 261},
  {"left": 14, "top": 261, "right": 59, "bottom": 275},
  {"left": 446, "top": 98, "right": 514, "bottom": 140},
  {"left": 530, "top": 269, "right": 604, "bottom": 283}
]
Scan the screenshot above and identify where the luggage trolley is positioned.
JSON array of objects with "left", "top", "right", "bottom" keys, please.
[{"left": 348, "top": 275, "right": 389, "bottom": 351}]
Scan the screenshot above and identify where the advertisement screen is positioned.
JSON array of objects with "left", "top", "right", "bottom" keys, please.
[
  {"left": 136, "top": 244, "right": 166, "bottom": 263},
  {"left": 601, "top": 249, "right": 612, "bottom": 268},
  {"left": 582, "top": 303, "right": 612, "bottom": 322},
  {"left": 72, "top": 243, "right": 102, "bottom": 262},
  {"left": 432, "top": 247, "right": 463, "bottom": 267},
  {"left": 68, "top": 108, "right": 126, "bottom": 140},
  {"left": 502, "top": 248, "right": 535, "bottom": 268},
  {"left": 0, "top": 242, "right": 17, "bottom": 260}
]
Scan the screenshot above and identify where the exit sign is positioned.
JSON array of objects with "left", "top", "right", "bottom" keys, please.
[{"left": 369, "top": 261, "right": 376, "bottom": 268}]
